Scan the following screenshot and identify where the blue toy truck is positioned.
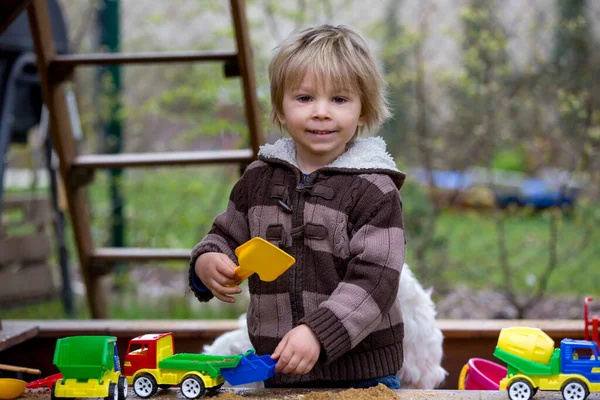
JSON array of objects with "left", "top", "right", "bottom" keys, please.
[{"left": 494, "top": 327, "right": 600, "bottom": 400}]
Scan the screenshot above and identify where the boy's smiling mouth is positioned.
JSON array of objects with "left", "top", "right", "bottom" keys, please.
[{"left": 307, "top": 130, "right": 337, "bottom": 135}]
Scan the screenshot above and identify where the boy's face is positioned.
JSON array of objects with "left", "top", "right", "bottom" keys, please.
[{"left": 279, "top": 72, "right": 364, "bottom": 169}]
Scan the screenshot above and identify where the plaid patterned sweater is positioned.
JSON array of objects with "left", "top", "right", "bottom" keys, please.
[{"left": 189, "top": 137, "right": 406, "bottom": 384}]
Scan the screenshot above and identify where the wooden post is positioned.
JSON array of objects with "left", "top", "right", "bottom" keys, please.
[
  {"left": 26, "top": 0, "right": 107, "bottom": 318},
  {"left": 230, "top": 0, "right": 263, "bottom": 157}
]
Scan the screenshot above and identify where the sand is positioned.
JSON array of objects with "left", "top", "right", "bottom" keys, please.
[{"left": 216, "top": 383, "right": 399, "bottom": 399}]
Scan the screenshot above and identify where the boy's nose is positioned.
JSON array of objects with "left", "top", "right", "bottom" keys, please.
[{"left": 311, "top": 100, "right": 330, "bottom": 119}]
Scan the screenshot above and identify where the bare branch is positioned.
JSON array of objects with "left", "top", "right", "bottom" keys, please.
[
  {"left": 321, "top": 0, "right": 334, "bottom": 20},
  {"left": 295, "top": 0, "right": 306, "bottom": 28},
  {"left": 262, "top": 0, "right": 283, "bottom": 42}
]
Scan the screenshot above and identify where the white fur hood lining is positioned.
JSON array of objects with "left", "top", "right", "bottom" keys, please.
[{"left": 259, "top": 137, "right": 402, "bottom": 173}]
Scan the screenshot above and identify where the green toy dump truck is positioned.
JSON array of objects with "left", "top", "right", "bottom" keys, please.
[{"left": 52, "top": 336, "right": 127, "bottom": 400}]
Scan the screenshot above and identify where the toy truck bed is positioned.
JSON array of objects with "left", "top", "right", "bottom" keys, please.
[
  {"left": 158, "top": 353, "right": 242, "bottom": 378},
  {"left": 53, "top": 336, "right": 117, "bottom": 381},
  {"left": 220, "top": 351, "right": 277, "bottom": 386}
]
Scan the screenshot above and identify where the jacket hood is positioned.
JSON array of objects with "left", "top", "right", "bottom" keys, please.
[{"left": 258, "top": 137, "right": 406, "bottom": 189}]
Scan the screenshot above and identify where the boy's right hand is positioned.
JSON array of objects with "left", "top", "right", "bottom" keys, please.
[{"left": 194, "top": 252, "right": 242, "bottom": 303}]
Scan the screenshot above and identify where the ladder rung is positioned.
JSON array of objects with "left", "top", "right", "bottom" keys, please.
[
  {"left": 73, "top": 149, "right": 254, "bottom": 169},
  {"left": 52, "top": 50, "right": 238, "bottom": 67},
  {"left": 93, "top": 248, "right": 190, "bottom": 262}
]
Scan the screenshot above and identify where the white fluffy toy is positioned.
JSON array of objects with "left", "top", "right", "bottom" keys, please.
[{"left": 202, "top": 263, "right": 447, "bottom": 389}]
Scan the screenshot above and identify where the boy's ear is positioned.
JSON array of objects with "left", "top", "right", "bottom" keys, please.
[
  {"left": 358, "top": 114, "right": 365, "bottom": 127},
  {"left": 277, "top": 111, "right": 286, "bottom": 126}
]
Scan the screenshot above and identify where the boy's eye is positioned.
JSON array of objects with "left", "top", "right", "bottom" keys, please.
[
  {"left": 297, "top": 95, "right": 312, "bottom": 102},
  {"left": 332, "top": 97, "right": 348, "bottom": 104}
]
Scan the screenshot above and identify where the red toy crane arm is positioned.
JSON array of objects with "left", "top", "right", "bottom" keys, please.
[
  {"left": 585, "top": 297, "right": 591, "bottom": 341},
  {"left": 584, "top": 296, "right": 599, "bottom": 347}
]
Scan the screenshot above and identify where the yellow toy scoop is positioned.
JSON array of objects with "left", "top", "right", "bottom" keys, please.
[
  {"left": 233, "top": 237, "right": 295, "bottom": 284},
  {"left": 0, "top": 364, "right": 41, "bottom": 400},
  {"left": 0, "top": 378, "right": 27, "bottom": 400}
]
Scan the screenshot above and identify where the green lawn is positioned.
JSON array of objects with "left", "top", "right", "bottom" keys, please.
[
  {"left": 433, "top": 208, "right": 598, "bottom": 294},
  {"left": 2, "top": 167, "right": 597, "bottom": 319}
]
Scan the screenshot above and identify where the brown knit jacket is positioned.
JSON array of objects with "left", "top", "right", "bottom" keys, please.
[{"left": 189, "top": 137, "right": 406, "bottom": 384}]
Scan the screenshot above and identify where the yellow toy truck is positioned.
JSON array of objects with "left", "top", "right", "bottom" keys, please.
[
  {"left": 494, "top": 327, "right": 600, "bottom": 400},
  {"left": 123, "top": 333, "right": 241, "bottom": 399},
  {"left": 51, "top": 336, "right": 127, "bottom": 400}
]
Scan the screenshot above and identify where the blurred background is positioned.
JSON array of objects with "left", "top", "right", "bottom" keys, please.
[{"left": 0, "top": 0, "right": 598, "bottom": 320}]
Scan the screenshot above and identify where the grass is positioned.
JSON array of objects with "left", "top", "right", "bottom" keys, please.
[
  {"left": 87, "top": 166, "right": 238, "bottom": 251},
  {"left": 1, "top": 167, "right": 598, "bottom": 319},
  {"left": 435, "top": 207, "right": 599, "bottom": 294}
]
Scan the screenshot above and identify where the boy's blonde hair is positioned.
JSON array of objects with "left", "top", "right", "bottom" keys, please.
[{"left": 268, "top": 24, "right": 391, "bottom": 135}]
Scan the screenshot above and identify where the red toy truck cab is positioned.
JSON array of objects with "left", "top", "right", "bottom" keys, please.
[{"left": 123, "top": 333, "right": 174, "bottom": 378}]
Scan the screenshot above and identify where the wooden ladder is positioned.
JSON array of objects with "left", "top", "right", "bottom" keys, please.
[{"left": 10, "top": 0, "right": 263, "bottom": 318}]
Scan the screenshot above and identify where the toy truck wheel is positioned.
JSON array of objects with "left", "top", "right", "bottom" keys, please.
[
  {"left": 133, "top": 373, "right": 158, "bottom": 398},
  {"left": 118, "top": 376, "right": 128, "bottom": 400},
  {"left": 508, "top": 378, "right": 534, "bottom": 400},
  {"left": 561, "top": 379, "right": 589, "bottom": 400},
  {"left": 105, "top": 382, "right": 118, "bottom": 400},
  {"left": 180, "top": 375, "right": 206, "bottom": 399}
]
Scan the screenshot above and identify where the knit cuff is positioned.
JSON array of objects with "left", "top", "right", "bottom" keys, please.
[
  {"left": 188, "top": 243, "right": 223, "bottom": 302},
  {"left": 300, "top": 307, "right": 350, "bottom": 363},
  {"left": 188, "top": 265, "right": 214, "bottom": 302}
]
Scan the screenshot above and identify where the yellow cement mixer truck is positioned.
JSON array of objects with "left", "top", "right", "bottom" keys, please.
[{"left": 494, "top": 327, "right": 600, "bottom": 400}]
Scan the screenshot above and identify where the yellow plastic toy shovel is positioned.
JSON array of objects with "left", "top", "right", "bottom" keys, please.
[
  {"left": 233, "top": 237, "right": 295, "bottom": 284},
  {"left": 0, "top": 364, "right": 41, "bottom": 400},
  {"left": 0, "top": 379, "right": 26, "bottom": 400}
]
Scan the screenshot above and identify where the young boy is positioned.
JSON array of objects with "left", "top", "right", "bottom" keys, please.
[{"left": 189, "top": 24, "right": 406, "bottom": 389}]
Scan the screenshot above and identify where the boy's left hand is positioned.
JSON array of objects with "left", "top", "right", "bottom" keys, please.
[{"left": 271, "top": 324, "right": 320, "bottom": 375}]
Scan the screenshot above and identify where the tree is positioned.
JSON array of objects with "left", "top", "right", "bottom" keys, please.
[{"left": 377, "top": 0, "right": 413, "bottom": 159}]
